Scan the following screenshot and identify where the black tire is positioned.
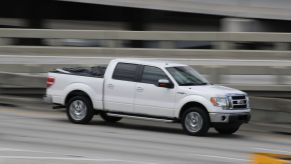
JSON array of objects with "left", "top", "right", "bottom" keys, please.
[
  {"left": 100, "top": 113, "right": 122, "bottom": 123},
  {"left": 66, "top": 96, "right": 94, "bottom": 124},
  {"left": 214, "top": 124, "right": 241, "bottom": 135},
  {"left": 181, "top": 107, "right": 210, "bottom": 136}
]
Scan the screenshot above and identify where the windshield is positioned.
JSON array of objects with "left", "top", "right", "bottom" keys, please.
[{"left": 166, "top": 66, "right": 209, "bottom": 86}]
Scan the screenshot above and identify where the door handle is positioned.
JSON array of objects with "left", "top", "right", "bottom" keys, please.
[
  {"left": 136, "top": 87, "right": 144, "bottom": 92},
  {"left": 107, "top": 84, "right": 114, "bottom": 88}
]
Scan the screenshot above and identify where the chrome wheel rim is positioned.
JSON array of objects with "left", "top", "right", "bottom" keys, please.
[
  {"left": 185, "top": 112, "right": 203, "bottom": 133},
  {"left": 69, "top": 100, "right": 87, "bottom": 121}
]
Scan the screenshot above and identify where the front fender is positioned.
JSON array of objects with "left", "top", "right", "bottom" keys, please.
[{"left": 174, "top": 95, "right": 218, "bottom": 118}]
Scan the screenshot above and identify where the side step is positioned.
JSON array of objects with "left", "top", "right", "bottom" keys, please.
[{"left": 107, "top": 113, "right": 176, "bottom": 123}]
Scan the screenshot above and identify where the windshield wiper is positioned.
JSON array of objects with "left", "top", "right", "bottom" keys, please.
[
  {"left": 180, "top": 82, "right": 208, "bottom": 86},
  {"left": 197, "top": 82, "right": 208, "bottom": 85},
  {"left": 180, "top": 83, "right": 199, "bottom": 86}
]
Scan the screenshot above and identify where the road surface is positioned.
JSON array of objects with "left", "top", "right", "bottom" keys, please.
[{"left": 0, "top": 103, "right": 291, "bottom": 164}]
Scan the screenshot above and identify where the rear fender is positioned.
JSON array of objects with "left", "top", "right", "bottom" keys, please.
[{"left": 64, "top": 83, "right": 102, "bottom": 109}]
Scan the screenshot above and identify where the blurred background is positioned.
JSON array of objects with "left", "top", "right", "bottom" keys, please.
[
  {"left": 1, "top": 0, "right": 291, "bottom": 125},
  {"left": 0, "top": 0, "right": 291, "bottom": 163}
]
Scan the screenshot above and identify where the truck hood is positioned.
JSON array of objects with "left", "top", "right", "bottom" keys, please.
[{"left": 180, "top": 85, "right": 246, "bottom": 97}]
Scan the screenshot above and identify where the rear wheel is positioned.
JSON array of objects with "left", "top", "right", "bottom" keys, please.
[
  {"left": 214, "top": 124, "right": 241, "bottom": 135},
  {"left": 66, "top": 96, "right": 94, "bottom": 124},
  {"left": 181, "top": 107, "right": 210, "bottom": 136},
  {"left": 100, "top": 113, "right": 122, "bottom": 123}
]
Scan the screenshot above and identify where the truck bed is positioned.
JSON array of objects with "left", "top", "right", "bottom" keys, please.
[
  {"left": 47, "top": 66, "right": 106, "bottom": 108},
  {"left": 51, "top": 65, "right": 107, "bottom": 78}
]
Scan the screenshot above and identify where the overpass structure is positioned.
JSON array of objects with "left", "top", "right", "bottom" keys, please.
[
  {"left": 1, "top": 0, "right": 291, "bottom": 34},
  {"left": 61, "top": 0, "right": 291, "bottom": 21}
]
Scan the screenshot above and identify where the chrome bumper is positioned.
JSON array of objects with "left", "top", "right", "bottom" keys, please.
[{"left": 210, "top": 112, "right": 251, "bottom": 123}]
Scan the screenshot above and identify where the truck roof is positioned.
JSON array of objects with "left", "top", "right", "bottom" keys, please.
[{"left": 113, "top": 58, "right": 187, "bottom": 68}]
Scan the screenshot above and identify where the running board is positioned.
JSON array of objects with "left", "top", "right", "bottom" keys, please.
[{"left": 107, "top": 113, "right": 176, "bottom": 123}]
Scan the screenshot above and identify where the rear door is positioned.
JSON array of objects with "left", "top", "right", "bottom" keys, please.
[
  {"left": 104, "top": 63, "right": 139, "bottom": 113},
  {"left": 134, "top": 65, "right": 176, "bottom": 117}
]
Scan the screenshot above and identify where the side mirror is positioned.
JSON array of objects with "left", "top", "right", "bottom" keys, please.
[{"left": 158, "top": 79, "right": 173, "bottom": 88}]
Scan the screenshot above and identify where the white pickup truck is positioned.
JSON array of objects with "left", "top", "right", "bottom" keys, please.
[{"left": 45, "top": 59, "right": 251, "bottom": 136}]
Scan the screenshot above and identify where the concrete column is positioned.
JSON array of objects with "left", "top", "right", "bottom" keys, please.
[
  {"left": 221, "top": 18, "right": 264, "bottom": 32},
  {"left": 216, "top": 18, "right": 266, "bottom": 50},
  {"left": 213, "top": 41, "right": 234, "bottom": 50},
  {"left": 127, "top": 8, "right": 145, "bottom": 48},
  {"left": 272, "top": 66, "right": 287, "bottom": 85},
  {"left": 159, "top": 41, "right": 175, "bottom": 49},
  {"left": 15, "top": 0, "right": 45, "bottom": 46},
  {"left": 274, "top": 43, "right": 289, "bottom": 50},
  {"left": 104, "top": 40, "right": 122, "bottom": 48},
  {"left": 209, "top": 66, "right": 223, "bottom": 84}
]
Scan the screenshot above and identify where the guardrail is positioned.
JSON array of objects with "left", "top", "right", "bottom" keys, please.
[
  {"left": 1, "top": 28, "right": 291, "bottom": 96},
  {"left": 0, "top": 28, "right": 290, "bottom": 56},
  {"left": 0, "top": 28, "right": 291, "bottom": 41}
]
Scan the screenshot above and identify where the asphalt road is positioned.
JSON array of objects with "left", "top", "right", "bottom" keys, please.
[{"left": 0, "top": 103, "right": 291, "bottom": 164}]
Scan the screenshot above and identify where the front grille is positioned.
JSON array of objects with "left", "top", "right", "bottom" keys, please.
[
  {"left": 228, "top": 95, "right": 248, "bottom": 109},
  {"left": 231, "top": 96, "right": 246, "bottom": 100}
]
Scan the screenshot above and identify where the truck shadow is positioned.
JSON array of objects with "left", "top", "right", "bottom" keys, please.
[{"left": 83, "top": 119, "right": 246, "bottom": 139}]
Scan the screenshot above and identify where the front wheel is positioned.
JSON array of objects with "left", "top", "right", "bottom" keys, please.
[
  {"left": 100, "top": 113, "right": 122, "bottom": 123},
  {"left": 181, "top": 107, "right": 210, "bottom": 136},
  {"left": 214, "top": 124, "right": 241, "bottom": 135}
]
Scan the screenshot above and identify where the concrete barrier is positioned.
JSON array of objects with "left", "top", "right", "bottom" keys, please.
[
  {"left": 1, "top": 47, "right": 291, "bottom": 60},
  {"left": 1, "top": 28, "right": 291, "bottom": 42},
  {"left": 0, "top": 72, "right": 46, "bottom": 88},
  {"left": 250, "top": 97, "right": 291, "bottom": 124}
]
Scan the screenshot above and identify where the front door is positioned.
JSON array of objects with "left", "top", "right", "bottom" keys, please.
[{"left": 134, "top": 66, "right": 176, "bottom": 117}]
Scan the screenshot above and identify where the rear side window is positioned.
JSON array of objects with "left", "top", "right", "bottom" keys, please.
[
  {"left": 112, "top": 63, "right": 138, "bottom": 82},
  {"left": 141, "top": 66, "right": 168, "bottom": 85}
]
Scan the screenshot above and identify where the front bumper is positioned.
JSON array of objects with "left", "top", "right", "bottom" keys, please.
[{"left": 209, "top": 112, "right": 251, "bottom": 123}]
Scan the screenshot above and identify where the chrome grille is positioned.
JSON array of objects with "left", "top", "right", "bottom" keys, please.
[{"left": 228, "top": 95, "right": 248, "bottom": 109}]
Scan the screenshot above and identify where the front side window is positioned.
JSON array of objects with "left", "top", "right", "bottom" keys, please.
[
  {"left": 112, "top": 63, "right": 138, "bottom": 82},
  {"left": 166, "top": 66, "right": 209, "bottom": 86},
  {"left": 141, "top": 66, "right": 168, "bottom": 85}
]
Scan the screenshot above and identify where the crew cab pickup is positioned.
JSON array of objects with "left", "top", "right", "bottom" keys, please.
[{"left": 45, "top": 59, "right": 251, "bottom": 136}]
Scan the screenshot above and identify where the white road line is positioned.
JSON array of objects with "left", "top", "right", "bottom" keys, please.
[
  {"left": 0, "top": 147, "right": 249, "bottom": 162},
  {"left": 254, "top": 147, "right": 291, "bottom": 154},
  {"left": 0, "top": 148, "right": 27, "bottom": 151},
  {"left": 191, "top": 153, "right": 250, "bottom": 162},
  {"left": 0, "top": 148, "right": 82, "bottom": 157},
  {"left": 0, "top": 155, "right": 248, "bottom": 163},
  {"left": 0, "top": 148, "right": 157, "bottom": 164},
  {"left": 0, "top": 156, "right": 158, "bottom": 164}
]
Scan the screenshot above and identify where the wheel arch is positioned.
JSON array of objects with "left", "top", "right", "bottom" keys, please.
[
  {"left": 65, "top": 90, "right": 92, "bottom": 107},
  {"left": 179, "top": 101, "right": 209, "bottom": 119}
]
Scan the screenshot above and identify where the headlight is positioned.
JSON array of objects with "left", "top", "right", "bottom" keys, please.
[
  {"left": 246, "top": 96, "right": 250, "bottom": 108},
  {"left": 210, "top": 97, "right": 229, "bottom": 109}
]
